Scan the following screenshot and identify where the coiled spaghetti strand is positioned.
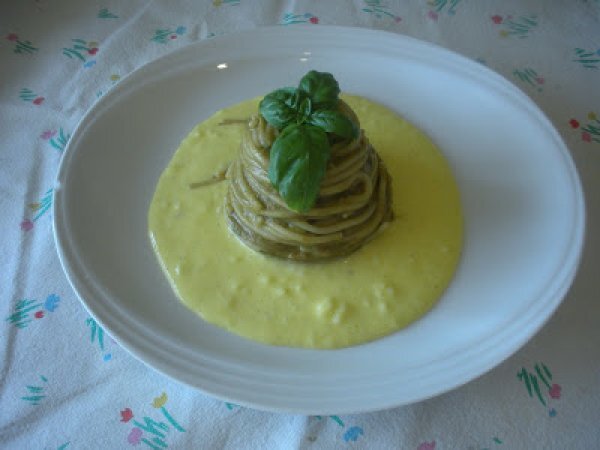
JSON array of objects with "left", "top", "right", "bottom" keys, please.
[{"left": 225, "top": 100, "right": 393, "bottom": 261}]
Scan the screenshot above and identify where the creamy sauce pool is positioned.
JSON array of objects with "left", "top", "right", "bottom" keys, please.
[{"left": 148, "top": 95, "right": 463, "bottom": 349}]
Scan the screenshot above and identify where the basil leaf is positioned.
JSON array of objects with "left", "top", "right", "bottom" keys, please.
[
  {"left": 298, "top": 70, "right": 340, "bottom": 108},
  {"left": 297, "top": 96, "right": 312, "bottom": 124},
  {"left": 269, "top": 124, "right": 330, "bottom": 213},
  {"left": 308, "top": 109, "right": 358, "bottom": 139},
  {"left": 259, "top": 87, "right": 298, "bottom": 129},
  {"left": 287, "top": 89, "right": 304, "bottom": 110}
]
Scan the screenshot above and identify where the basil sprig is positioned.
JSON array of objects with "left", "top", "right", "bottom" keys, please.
[{"left": 259, "top": 71, "right": 358, "bottom": 213}]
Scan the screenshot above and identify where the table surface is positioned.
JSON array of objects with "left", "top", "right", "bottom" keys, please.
[{"left": 1, "top": 1, "right": 599, "bottom": 449}]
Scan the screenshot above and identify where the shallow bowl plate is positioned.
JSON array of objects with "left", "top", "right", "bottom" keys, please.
[{"left": 54, "top": 26, "right": 585, "bottom": 414}]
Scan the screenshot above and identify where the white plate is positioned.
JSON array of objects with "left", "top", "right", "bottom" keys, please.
[{"left": 53, "top": 26, "right": 585, "bottom": 414}]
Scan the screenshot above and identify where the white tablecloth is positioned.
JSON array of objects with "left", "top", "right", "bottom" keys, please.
[{"left": 2, "top": 1, "right": 599, "bottom": 448}]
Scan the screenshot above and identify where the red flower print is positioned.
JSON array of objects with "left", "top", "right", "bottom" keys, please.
[
  {"left": 569, "top": 119, "right": 580, "bottom": 129},
  {"left": 20, "top": 219, "right": 34, "bottom": 231},
  {"left": 120, "top": 408, "right": 134, "bottom": 422},
  {"left": 549, "top": 383, "right": 562, "bottom": 399},
  {"left": 34, "top": 311, "right": 44, "bottom": 319},
  {"left": 170, "top": 35, "right": 177, "bottom": 39},
  {"left": 491, "top": 15, "right": 503, "bottom": 24},
  {"left": 535, "top": 77, "right": 545, "bottom": 85},
  {"left": 582, "top": 131, "right": 592, "bottom": 142},
  {"left": 88, "top": 47, "right": 99, "bottom": 55},
  {"left": 394, "top": 16, "right": 402, "bottom": 23},
  {"left": 309, "top": 16, "right": 319, "bottom": 24},
  {"left": 33, "top": 97, "right": 44, "bottom": 105},
  {"left": 418, "top": 441, "right": 436, "bottom": 450},
  {"left": 6, "top": 33, "right": 18, "bottom": 41},
  {"left": 427, "top": 11, "right": 438, "bottom": 21}
]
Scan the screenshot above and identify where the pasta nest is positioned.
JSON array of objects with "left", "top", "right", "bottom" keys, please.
[{"left": 225, "top": 100, "right": 393, "bottom": 261}]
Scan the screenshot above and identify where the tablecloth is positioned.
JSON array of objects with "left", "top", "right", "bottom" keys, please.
[{"left": 1, "top": 1, "right": 599, "bottom": 448}]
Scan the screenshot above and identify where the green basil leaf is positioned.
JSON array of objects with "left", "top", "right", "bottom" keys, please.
[
  {"left": 308, "top": 109, "right": 358, "bottom": 139},
  {"left": 298, "top": 70, "right": 340, "bottom": 108},
  {"left": 259, "top": 87, "right": 298, "bottom": 129},
  {"left": 287, "top": 89, "right": 304, "bottom": 110},
  {"left": 297, "top": 96, "right": 312, "bottom": 124},
  {"left": 269, "top": 124, "right": 330, "bottom": 213}
]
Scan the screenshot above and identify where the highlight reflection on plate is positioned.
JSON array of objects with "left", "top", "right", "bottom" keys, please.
[{"left": 54, "top": 26, "right": 584, "bottom": 414}]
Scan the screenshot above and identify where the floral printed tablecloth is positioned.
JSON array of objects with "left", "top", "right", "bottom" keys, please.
[{"left": 1, "top": 1, "right": 599, "bottom": 449}]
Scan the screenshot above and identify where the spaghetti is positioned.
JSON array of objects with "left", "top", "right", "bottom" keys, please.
[{"left": 225, "top": 99, "right": 393, "bottom": 261}]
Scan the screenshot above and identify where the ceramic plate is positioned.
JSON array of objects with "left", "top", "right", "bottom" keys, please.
[{"left": 54, "top": 26, "right": 585, "bottom": 414}]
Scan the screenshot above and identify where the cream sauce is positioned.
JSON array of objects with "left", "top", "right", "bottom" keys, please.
[{"left": 148, "top": 95, "right": 463, "bottom": 348}]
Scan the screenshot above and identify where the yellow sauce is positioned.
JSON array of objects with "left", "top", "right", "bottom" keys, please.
[{"left": 148, "top": 95, "right": 463, "bottom": 349}]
